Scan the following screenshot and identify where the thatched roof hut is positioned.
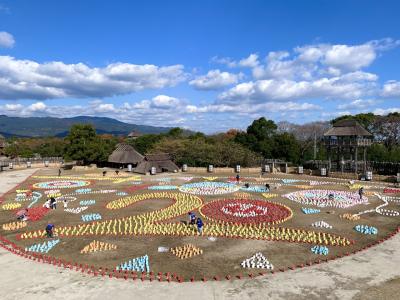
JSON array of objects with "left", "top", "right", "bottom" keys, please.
[
  {"left": 324, "top": 120, "right": 372, "bottom": 137},
  {"left": 108, "top": 143, "right": 144, "bottom": 166},
  {"left": 0, "top": 134, "right": 5, "bottom": 150},
  {"left": 134, "top": 153, "right": 179, "bottom": 174},
  {"left": 127, "top": 130, "right": 141, "bottom": 139}
]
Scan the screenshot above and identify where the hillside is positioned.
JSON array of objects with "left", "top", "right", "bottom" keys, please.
[{"left": 0, "top": 115, "right": 172, "bottom": 137}]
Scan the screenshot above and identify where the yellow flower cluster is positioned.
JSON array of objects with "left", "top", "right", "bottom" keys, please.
[
  {"left": 293, "top": 185, "right": 313, "bottom": 189},
  {"left": 47, "top": 193, "right": 62, "bottom": 198},
  {"left": 261, "top": 193, "right": 278, "bottom": 199},
  {"left": 233, "top": 192, "right": 252, "bottom": 198},
  {"left": 16, "top": 189, "right": 30, "bottom": 193},
  {"left": 2, "top": 221, "right": 27, "bottom": 231},
  {"left": 171, "top": 244, "right": 203, "bottom": 259},
  {"left": 340, "top": 213, "right": 360, "bottom": 221},
  {"left": 80, "top": 240, "right": 117, "bottom": 254},
  {"left": 33, "top": 175, "right": 141, "bottom": 184},
  {"left": 203, "top": 177, "right": 218, "bottom": 181},
  {"left": 2, "top": 203, "right": 22, "bottom": 210},
  {"left": 348, "top": 184, "right": 363, "bottom": 190}
]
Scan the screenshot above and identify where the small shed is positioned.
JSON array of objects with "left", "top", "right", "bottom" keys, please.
[
  {"left": 127, "top": 130, "right": 141, "bottom": 139},
  {"left": 134, "top": 153, "right": 179, "bottom": 174},
  {"left": 108, "top": 143, "right": 144, "bottom": 168},
  {"left": 0, "top": 134, "right": 5, "bottom": 155}
]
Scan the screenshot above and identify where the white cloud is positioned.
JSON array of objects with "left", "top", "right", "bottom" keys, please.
[
  {"left": 211, "top": 53, "right": 260, "bottom": 69},
  {"left": 151, "top": 95, "right": 181, "bottom": 108},
  {"left": 28, "top": 101, "right": 47, "bottom": 111},
  {"left": 0, "top": 56, "right": 187, "bottom": 100},
  {"left": 323, "top": 44, "right": 376, "bottom": 70},
  {"left": 381, "top": 80, "right": 400, "bottom": 97},
  {"left": 373, "top": 107, "right": 400, "bottom": 115},
  {"left": 250, "top": 39, "right": 398, "bottom": 81},
  {"left": 211, "top": 56, "right": 237, "bottom": 68},
  {"left": 238, "top": 54, "right": 259, "bottom": 68},
  {"left": 189, "top": 69, "right": 242, "bottom": 90},
  {"left": 218, "top": 75, "right": 376, "bottom": 104},
  {"left": 338, "top": 99, "right": 379, "bottom": 110},
  {"left": 183, "top": 101, "right": 320, "bottom": 114},
  {"left": 0, "top": 32, "right": 15, "bottom": 48}
]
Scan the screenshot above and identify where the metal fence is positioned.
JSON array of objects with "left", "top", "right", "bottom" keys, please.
[
  {"left": 304, "top": 160, "right": 400, "bottom": 175},
  {"left": 0, "top": 157, "right": 63, "bottom": 167}
]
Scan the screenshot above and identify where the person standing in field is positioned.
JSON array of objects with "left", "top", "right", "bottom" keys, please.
[
  {"left": 196, "top": 217, "right": 203, "bottom": 235},
  {"left": 358, "top": 187, "right": 364, "bottom": 200}
]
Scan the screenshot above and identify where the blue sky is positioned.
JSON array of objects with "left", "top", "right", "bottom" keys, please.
[{"left": 0, "top": 0, "right": 399, "bottom": 133}]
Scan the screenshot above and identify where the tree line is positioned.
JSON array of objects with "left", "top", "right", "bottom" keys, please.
[{"left": 2, "top": 112, "right": 399, "bottom": 165}]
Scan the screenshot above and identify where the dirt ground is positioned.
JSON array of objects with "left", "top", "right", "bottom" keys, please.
[{"left": 0, "top": 168, "right": 400, "bottom": 299}]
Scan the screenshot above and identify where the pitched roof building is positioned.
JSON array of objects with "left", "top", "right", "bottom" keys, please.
[
  {"left": 127, "top": 130, "right": 141, "bottom": 139},
  {"left": 108, "top": 143, "right": 144, "bottom": 166},
  {"left": 134, "top": 153, "right": 179, "bottom": 174},
  {"left": 0, "top": 134, "right": 5, "bottom": 150},
  {"left": 323, "top": 119, "right": 373, "bottom": 174},
  {"left": 323, "top": 119, "right": 373, "bottom": 137}
]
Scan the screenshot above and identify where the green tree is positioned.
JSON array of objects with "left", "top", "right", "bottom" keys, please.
[
  {"left": 126, "top": 134, "right": 164, "bottom": 154},
  {"left": 272, "top": 133, "right": 301, "bottom": 163},
  {"left": 64, "top": 124, "right": 109, "bottom": 164}
]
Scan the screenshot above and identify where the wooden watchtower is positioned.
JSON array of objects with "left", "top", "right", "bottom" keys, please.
[{"left": 323, "top": 120, "right": 373, "bottom": 174}]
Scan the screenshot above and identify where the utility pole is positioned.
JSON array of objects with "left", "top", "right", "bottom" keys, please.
[{"left": 313, "top": 131, "right": 317, "bottom": 161}]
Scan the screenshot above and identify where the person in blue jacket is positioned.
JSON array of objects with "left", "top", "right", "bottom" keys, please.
[
  {"left": 196, "top": 217, "right": 203, "bottom": 235},
  {"left": 46, "top": 223, "right": 55, "bottom": 238}
]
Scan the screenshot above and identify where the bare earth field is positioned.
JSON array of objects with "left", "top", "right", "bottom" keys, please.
[{"left": 0, "top": 168, "right": 399, "bottom": 299}]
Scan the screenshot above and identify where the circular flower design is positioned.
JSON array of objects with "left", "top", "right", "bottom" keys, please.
[
  {"left": 33, "top": 180, "right": 91, "bottom": 189},
  {"left": 201, "top": 199, "right": 292, "bottom": 224},
  {"left": 283, "top": 189, "right": 368, "bottom": 208},
  {"left": 179, "top": 182, "right": 240, "bottom": 195}
]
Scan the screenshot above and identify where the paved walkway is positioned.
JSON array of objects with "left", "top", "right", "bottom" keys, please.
[{"left": 0, "top": 170, "right": 399, "bottom": 300}]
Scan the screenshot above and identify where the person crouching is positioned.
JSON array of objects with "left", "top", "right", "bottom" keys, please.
[{"left": 46, "top": 224, "right": 55, "bottom": 238}]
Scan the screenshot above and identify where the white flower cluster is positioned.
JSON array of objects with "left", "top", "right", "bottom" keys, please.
[
  {"left": 311, "top": 220, "right": 333, "bottom": 229},
  {"left": 240, "top": 252, "right": 274, "bottom": 270},
  {"left": 64, "top": 206, "right": 88, "bottom": 214}
]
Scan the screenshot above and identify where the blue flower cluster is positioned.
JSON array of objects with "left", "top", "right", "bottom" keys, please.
[
  {"left": 148, "top": 185, "right": 178, "bottom": 190},
  {"left": 116, "top": 191, "right": 128, "bottom": 196},
  {"left": 282, "top": 179, "right": 302, "bottom": 184},
  {"left": 79, "top": 199, "right": 96, "bottom": 206},
  {"left": 116, "top": 255, "right": 150, "bottom": 272},
  {"left": 301, "top": 207, "right": 321, "bottom": 215},
  {"left": 301, "top": 207, "right": 321, "bottom": 214},
  {"left": 311, "top": 245, "right": 329, "bottom": 255},
  {"left": 81, "top": 213, "right": 102, "bottom": 222},
  {"left": 25, "top": 239, "right": 60, "bottom": 253},
  {"left": 75, "top": 188, "right": 92, "bottom": 194},
  {"left": 240, "top": 186, "right": 269, "bottom": 193},
  {"left": 354, "top": 225, "right": 378, "bottom": 235}
]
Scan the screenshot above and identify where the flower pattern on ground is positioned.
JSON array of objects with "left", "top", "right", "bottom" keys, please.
[
  {"left": 170, "top": 244, "right": 203, "bottom": 259},
  {"left": 241, "top": 252, "right": 273, "bottom": 270},
  {"left": 284, "top": 190, "right": 368, "bottom": 208},
  {"left": 179, "top": 182, "right": 240, "bottom": 195},
  {"left": 116, "top": 255, "right": 150, "bottom": 272},
  {"left": 19, "top": 192, "right": 351, "bottom": 246},
  {"left": 25, "top": 239, "right": 60, "bottom": 253},
  {"left": 33, "top": 180, "right": 90, "bottom": 189},
  {"left": 200, "top": 199, "right": 292, "bottom": 225}
]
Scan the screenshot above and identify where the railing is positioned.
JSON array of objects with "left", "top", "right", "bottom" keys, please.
[
  {"left": 0, "top": 157, "right": 63, "bottom": 167},
  {"left": 325, "top": 139, "right": 372, "bottom": 146}
]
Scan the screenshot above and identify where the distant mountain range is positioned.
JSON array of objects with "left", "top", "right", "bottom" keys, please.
[{"left": 0, "top": 115, "right": 173, "bottom": 137}]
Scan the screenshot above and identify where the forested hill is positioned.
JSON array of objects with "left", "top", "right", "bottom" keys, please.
[{"left": 0, "top": 115, "right": 172, "bottom": 137}]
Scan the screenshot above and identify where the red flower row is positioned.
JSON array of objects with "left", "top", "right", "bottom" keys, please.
[{"left": 200, "top": 199, "right": 292, "bottom": 225}]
